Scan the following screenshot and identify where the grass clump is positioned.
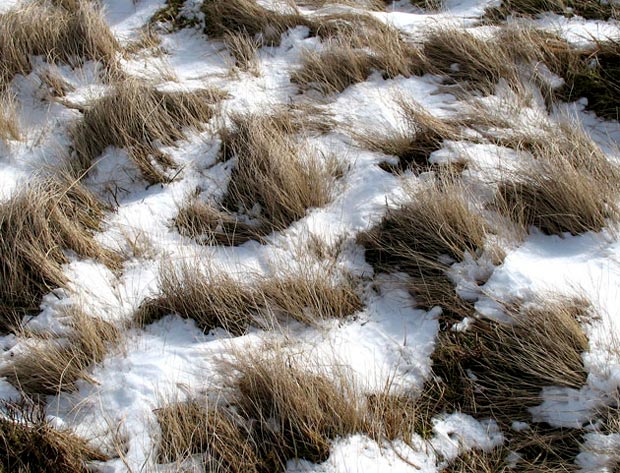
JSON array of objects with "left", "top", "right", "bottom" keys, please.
[
  {"left": 151, "top": 0, "right": 199, "bottom": 29},
  {"left": 223, "top": 31, "right": 261, "bottom": 75},
  {"left": 293, "top": 13, "right": 421, "bottom": 94},
  {"left": 356, "top": 97, "right": 461, "bottom": 173},
  {"left": 0, "top": 399, "right": 107, "bottom": 472},
  {"left": 155, "top": 400, "right": 260, "bottom": 471},
  {"left": 485, "top": 0, "right": 619, "bottom": 21},
  {"left": 359, "top": 183, "right": 487, "bottom": 315},
  {"left": 0, "top": 176, "right": 115, "bottom": 331},
  {"left": 71, "top": 81, "right": 225, "bottom": 183},
  {"left": 0, "top": 308, "right": 121, "bottom": 396},
  {"left": 176, "top": 111, "right": 343, "bottom": 244},
  {"left": 0, "top": 0, "right": 119, "bottom": 94},
  {"left": 201, "top": 0, "right": 313, "bottom": 46}
]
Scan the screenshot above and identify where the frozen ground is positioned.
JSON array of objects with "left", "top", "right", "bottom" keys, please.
[{"left": 1, "top": 0, "right": 620, "bottom": 471}]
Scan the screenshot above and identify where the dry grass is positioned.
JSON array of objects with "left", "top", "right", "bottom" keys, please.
[
  {"left": 223, "top": 31, "right": 261, "bottom": 75},
  {"left": 151, "top": 0, "right": 199, "bottom": 29},
  {"left": 201, "top": 0, "right": 313, "bottom": 46},
  {"left": 0, "top": 175, "right": 116, "bottom": 331},
  {"left": 230, "top": 352, "right": 364, "bottom": 471},
  {"left": 427, "top": 297, "right": 589, "bottom": 424},
  {"left": 0, "top": 308, "right": 121, "bottom": 396},
  {"left": 0, "top": 399, "right": 107, "bottom": 472},
  {"left": 561, "top": 39, "right": 620, "bottom": 121},
  {"left": 410, "top": 0, "right": 443, "bottom": 9},
  {"left": 137, "top": 258, "right": 361, "bottom": 331},
  {"left": 218, "top": 111, "right": 342, "bottom": 234},
  {"left": 485, "top": 0, "right": 619, "bottom": 21},
  {"left": 298, "top": 0, "right": 386, "bottom": 9},
  {"left": 155, "top": 400, "right": 260, "bottom": 471},
  {"left": 71, "top": 81, "right": 225, "bottom": 183},
  {"left": 494, "top": 131, "right": 620, "bottom": 235},
  {"left": 0, "top": 0, "right": 119, "bottom": 94},
  {"left": 356, "top": 97, "right": 461, "bottom": 173},
  {"left": 293, "top": 13, "right": 420, "bottom": 94},
  {"left": 359, "top": 183, "right": 487, "bottom": 315},
  {"left": 0, "top": 94, "right": 20, "bottom": 143},
  {"left": 136, "top": 261, "right": 261, "bottom": 334}
]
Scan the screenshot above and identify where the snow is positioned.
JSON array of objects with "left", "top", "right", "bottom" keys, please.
[{"left": 2, "top": 0, "right": 620, "bottom": 471}]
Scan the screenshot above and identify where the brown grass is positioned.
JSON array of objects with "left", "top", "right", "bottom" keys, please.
[
  {"left": 135, "top": 261, "right": 261, "bottom": 334},
  {"left": 494, "top": 130, "right": 620, "bottom": 235},
  {"left": 293, "top": 13, "right": 420, "bottom": 94},
  {"left": 0, "top": 399, "right": 107, "bottom": 472},
  {"left": 229, "top": 351, "right": 364, "bottom": 471},
  {"left": 0, "top": 308, "right": 121, "bottom": 396},
  {"left": 485, "top": 0, "right": 619, "bottom": 21},
  {"left": 356, "top": 97, "right": 461, "bottom": 173},
  {"left": 297, "top": 0, "right": 386, "bottom": 9},
  {"left": 223, "top": 31, "right": 261, "bottom": 75},
  {"left": 0, "top": 94, "right": 20, "bottom": 143},
  {"left": 0, "top": 0, "right": 119, "bottom": 94},
  {"left": 71, "top": 81, "right": 225, "bottom": 183},
  {"left": 359, "top": 183, "right": 487, "bottom": 315},
  {"left": 201, "top": 0, "right": 313, "bottom": 46},
  {"left": 0, "top": 175, "right": 116, "bottom": 331},
  {"left": 218, "top": 110, "right": 342, "bottom": 234},
  {"left": 155, "top": 400, "right": 260, "bottom": 471}
]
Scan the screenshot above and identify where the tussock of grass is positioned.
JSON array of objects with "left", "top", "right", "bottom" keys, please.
[
  {"left": 427, "top": 297, "right": 589, "bottom": 424},
  {"left": 356, "top": 97, "right": 461, "bottom": 173},
  {"left": 410, "top": 0, "right": 443, "bottom": 9},
  {"left": 223, "top": 31, "right": 261, "bottom": 75},
  {"left": 215, "top": 111, "right": 342, "bottom": 236},
  {"left": 494, "top": 133, "right": 620, "bottom": 235},
  {"left": 485, "top": 0, "right": 619, "bottom": 21},
  {"left": 0, "top": 94, "right": 20, "bottom": 143},
  {"left": 136, "top": 262, "right": 260, "bottom": 334},
  {"left": 231, "top": 352, "right": 363, "bottom": 470},
  {"left": 0, "top": 399, "right": 107, "bottom": 472},
  {"left": 359, "top": 183, "right": 486, "bottom": 315},
  {"left": 0, "top": 308, "right": 121, "bottom": 396},
  {"left": 201, "top": 0, "right": 312, "bottom": 46},
  {"left": 298, "top": 0, "right": 386, "bottom": 9},
  {"left": 137, "top": 259, "right": 361, "bottom": 331},
  {"left": 151, "top": 0, "right": 198, "bottom": 29},
  {"left": 0, "top": 0, "right": 119, "bottom": 94},
  {"left": 561, "top": 39, "right": 620, "bottom": 121},
  {"left": 293, "top": 14, "right": 420, "bottom": 94},
  {"left": 71, "top": 81, "right": 225, "bottom": 183},
  {"left": 0, "top": 176, "right": 115, "bottom": 331},
  {"left": 155, "top": 400, "right": 259, "bottom": 470}
]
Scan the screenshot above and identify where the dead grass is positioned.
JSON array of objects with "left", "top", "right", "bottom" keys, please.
[
  {"left": 201, "top": 0, "right": 313, "bottom": 46},
  {"left": 355, "top": 97, "right": 461, "bottom": 173},
  {"left": 485, "top": 0, "right": 619, "bottom": 21},
  {"left": 293, "top": 13, "right": 421, "bottom": 94},
  {"left": 0, "top": 0, "right": 119, "bottom": 94},
  {"left": 223, "top": 31, "right": 261, "bottom": 75},
  {"left": 0, "top": 175, "right": 116, "bottom": 331},
  {"left": 155, "top": 400, "right": 260, "bottom": 471},
  {"left": 0, "top": 94, "right": 20, "bottom": 143},
  {"left": 0, "top": 399, "right": 107, "bottom": 472},
  {"left": 230, "top": 352, "right": 364, "bottom": 471},
  {"left": 410, "top": 0, "right": 443, "bottom": 9},
  {"left": 494, "top": 138, "right": 620, "bottom": 235},
  {"left": 0, "top": 308, "right": 121, "bottom": 396},
  {"left": 151, "top": 0, "right": 199, "bottom": 29},
  {"left": 135, "top": 261, "right": 261, "bottom": 334},
  {"left": 359, "top": 183, "right": 487, "bottom": 315},
  {"left": 218, "top": 111, "right": 342, "bottom": 234},
  {"left": 71, "top": 81, "right": 225, "bottom": 183},
  {"left": 298, "top": 0, "right": 386, "bottom": 9},
  {"left": 427, "top": 297, "right": 589, "bottom": 425}
]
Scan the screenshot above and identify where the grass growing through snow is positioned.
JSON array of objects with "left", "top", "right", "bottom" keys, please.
[
  {"left": 0, "top": 308, "right": 121, "bottom": 396},
  {"left": 71, "top": 81, "right": 225, "bottom": 183},
  {"left": 359, "top": 182, "right": 487, "bottom": 316},
  {"left": 485, "top": 0, "right": 619, "bottom": 21},
  {"left": 0, "top": 175, "right": 116, "bottom": 331},
  {"left": 177, "top": 109, "right": 342, "bottom": 244},
  {"left": 355, "top": 97, "right": 461, "bottom": 173},
  {"left": 0, "top": 399, "right": 107, "bottom": 472},
  {"left": 0, "top": 0, "right": 119, "bottom": 94}
]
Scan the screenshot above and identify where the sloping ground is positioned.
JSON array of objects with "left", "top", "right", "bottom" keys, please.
[{"left": 0, "top": 0, "right": 620, "bottom": 472}]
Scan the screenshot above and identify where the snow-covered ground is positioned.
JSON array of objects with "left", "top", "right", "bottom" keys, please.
[{"left": 1, "top": 0, "right": 620, "bottom": 471}]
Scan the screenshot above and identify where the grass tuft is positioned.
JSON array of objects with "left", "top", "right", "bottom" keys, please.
[
  {"left": 0, "top": 175, "right": 116, "bottom": 330},
  {"left": 71, "top": 81, "right": 225, "bottom": 183},
  {"left": 0, "top": 399, "right": 107, "bottom": 472}
]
